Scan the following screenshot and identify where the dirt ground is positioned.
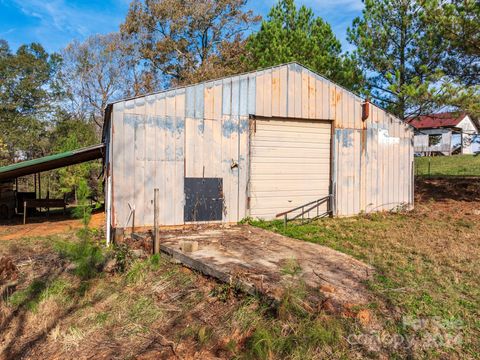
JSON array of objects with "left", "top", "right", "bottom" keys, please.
[{"left": 0, "top": 212, "right": 105, "bottom": 241}]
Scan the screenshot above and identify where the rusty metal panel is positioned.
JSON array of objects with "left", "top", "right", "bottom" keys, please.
[
  {"left": 255, "top": 70, "right": 264, "bottom": 117},
  {"left": 308, "top": 71, "right": 316, "bottom": 119},
  {"left": 301, "top": 68, "right": 309, "bottom": 118},
  {"left": 287, "top": 64, "right": 295, "bottom": 118},
  {"left": 108, "top": 62, "right": 414, "bottom": 228},
  {"left": 271, "top": 67, "right": 281, "bottom": 117},
  {"left": 279, "top": 65, "right": 288, "bottom": 117},
  {"left": 294, "top": 64, "right": 302, "bottom": 118},
  {"left": 263, "top": 69, "right": 272, "bottom": 118}
]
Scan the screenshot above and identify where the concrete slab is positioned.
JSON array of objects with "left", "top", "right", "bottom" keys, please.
[{"left": 135, "top": 225, "right": 374, "bottom": 307}]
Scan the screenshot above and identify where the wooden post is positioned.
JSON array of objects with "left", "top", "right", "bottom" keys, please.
[
  {"left": 460, "top": 130, "right": 464, "bottom": 155},
  {"left": 15, "top": 178, "right": 18, "bottom": 215},
  {"left": 38, "top": 173, "right": 42, "bottom": 214},
  {"left": 23, "top": 201, "right": 27, "bottom": 225},
  {"left": 132, "top": 208, "right": 136, "bottom": 235},
  {"left": 153, "top": 188, "right": 160, "bottom": 254}
]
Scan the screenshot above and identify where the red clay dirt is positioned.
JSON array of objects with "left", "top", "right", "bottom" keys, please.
[
  {"left": 0, "top": 212, "right": 105, "bottom": 241},
  {"left": 414, "top": 177, "right": 480, "bottom": 218}
]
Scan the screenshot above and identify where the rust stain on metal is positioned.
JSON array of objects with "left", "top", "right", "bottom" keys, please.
[
  {"left": 272, "top": 76, "right": 279, "bottom": 90},
  {"left": 308, "top": 80, "right": 315, "bottom": 95},
  {"left": 330, "top": 88, "right": 336, "bottom": 107},
  {"left": 361, "top": 99, "right": 370, "bottom": 122},
  {"left": 336, "top": 92, "right": 341, "bottom": 105}
]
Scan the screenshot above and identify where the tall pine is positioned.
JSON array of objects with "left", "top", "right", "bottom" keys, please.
[
  {"left": 246, "top": 0, "right": 363, "bottom": 92},
  {"left": 348, "top": 0, "right": 445, "bottom": 119}
]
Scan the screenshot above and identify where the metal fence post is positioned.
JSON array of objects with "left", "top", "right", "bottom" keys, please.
[
  {"left": 23, "top": 201, "right": 27, "bottom": 225},
  {"left": 153, "top": 188, "right": 160, "bottom": 254}
]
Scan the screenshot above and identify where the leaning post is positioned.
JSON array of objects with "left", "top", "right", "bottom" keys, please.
[{"left": 153, "top": 188, "right": 160, "bottom": 254}]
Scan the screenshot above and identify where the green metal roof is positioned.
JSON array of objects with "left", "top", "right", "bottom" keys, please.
[{"left": 0, "top": 144, "right": 105, "bottom": 181}]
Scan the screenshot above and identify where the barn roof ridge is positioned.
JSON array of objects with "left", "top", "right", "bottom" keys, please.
[
  {"left": 102, "top": 61, "right": 409, "bottom": 137},
  {"left": 105, "top": 61, "right": 365, "bottom": 107}
]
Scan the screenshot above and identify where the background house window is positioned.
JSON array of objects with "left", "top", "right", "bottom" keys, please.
[{"left": 428, "top": 134, "right": 442, "bottom": 147}]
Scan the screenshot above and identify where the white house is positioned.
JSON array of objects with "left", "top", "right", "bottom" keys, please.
[{"left": 408, "top": 112, "right": 479, "bottom": 155}]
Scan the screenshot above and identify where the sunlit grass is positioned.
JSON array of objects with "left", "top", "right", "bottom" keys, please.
[{"left": 415, "top": 154, "right": 480, "bottom": 176}]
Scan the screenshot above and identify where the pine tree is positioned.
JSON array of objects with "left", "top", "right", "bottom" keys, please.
[
  {"left": 348, "top": 0, "right": 446, "bottom": 119},
  {"left": 246, "top": 0, "right": 363, "bottom": 91}
]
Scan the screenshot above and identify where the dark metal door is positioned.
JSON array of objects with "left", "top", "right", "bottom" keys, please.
[{"left": 184, "top": 178, "right": 223, "bottom": 222}]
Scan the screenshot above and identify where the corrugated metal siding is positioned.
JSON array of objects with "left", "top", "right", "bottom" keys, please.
[
  {"left": 252, "top": 63, "right": 413, "bottom": 216},
  {"left": 109, "top": 62, "right": 414, "bottom": 228}
]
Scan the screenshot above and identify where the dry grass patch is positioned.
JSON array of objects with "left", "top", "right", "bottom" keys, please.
[{"left": 251, "top": 178, "right": 480, "bottom": 359}]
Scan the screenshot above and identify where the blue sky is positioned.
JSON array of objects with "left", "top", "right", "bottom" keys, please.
[{"left": 0, "top": 0, "right": 363, "bottom": 53}]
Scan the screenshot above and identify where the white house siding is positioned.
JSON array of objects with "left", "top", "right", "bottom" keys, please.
[
  {"left": 458, "top": 116, "right": 478, "bottom": 154},
  {"left": 413, "top": 129, "right": 452, "bottom": 154},
  {"left": 108, "top": 63, "right": 414, "bottom": 229}
]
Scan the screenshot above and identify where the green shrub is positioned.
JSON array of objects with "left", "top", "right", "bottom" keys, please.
[
  {"left": 7, "top": 280, "right": 47, "bottom": 311},
  {"left": 55, "top": 239, "right": 104, "bottom": 280}
]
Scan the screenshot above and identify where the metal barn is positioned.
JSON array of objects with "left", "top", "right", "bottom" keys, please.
[{"left": 103, "top": 62, "right": 414, "bottom": 240}]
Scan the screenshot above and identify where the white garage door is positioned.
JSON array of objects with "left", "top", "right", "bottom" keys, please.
[{"left": 249, "top": 118, "right": 332, "bottom": 219}]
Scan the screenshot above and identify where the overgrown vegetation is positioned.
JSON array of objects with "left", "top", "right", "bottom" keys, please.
[
  {"left": 2, "top": 231, "right": 356, "bottom": 359},
  {"left": 248, "top": 196, "right": 480, "bottom": 358},
  {"left": 54, "top": 179, "right": 104, "bottom": 280},
  {"left": 415, "top": 154, "right": 480, "bottom": 177}
]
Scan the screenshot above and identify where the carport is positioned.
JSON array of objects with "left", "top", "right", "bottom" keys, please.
[{"left": 0, "top": 144, "right": 105, "bottom": 221}]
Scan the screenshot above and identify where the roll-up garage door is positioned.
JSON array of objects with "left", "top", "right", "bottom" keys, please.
[{"left": 249, "top": 118, "right": 332, "bottom": 219}]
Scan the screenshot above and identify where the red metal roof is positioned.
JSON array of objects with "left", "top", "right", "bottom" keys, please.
[{"left": 407, "top": 112, "right": 467, "bottom": 129}]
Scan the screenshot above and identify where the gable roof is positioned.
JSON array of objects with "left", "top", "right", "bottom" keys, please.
[
  {"left": 103, "top": 61, "right": 409, "bottom": 135},
  {"left": 105, "top": 62, "right": 363, "bottom": 107},
  {"left": 407, "top": 112, "right": 468, "bottom": 129}
]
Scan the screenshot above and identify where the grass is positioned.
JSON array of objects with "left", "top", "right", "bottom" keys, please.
[
  {"left": 3, "top": 181, "right": 479, "bottom": 358},
  {"left": 54, "top": 235, "right": 105, "bottom": 280},
  {"left": 1, "top": 228, "right": 357, "bottom": 359},
  {"left": 231, "top": 279, "right": 352, "bottom": 360},
  {"left": 249, "top": 206, "right": 480, "bottom": 358},
  {"left": 415, "top": 154, "right": 480, "bottom": 176}
]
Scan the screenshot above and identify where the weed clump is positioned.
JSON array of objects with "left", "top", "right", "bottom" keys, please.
[
  {"left": 235, "top": 259, "right": 350, "bottom": 359},
  {"left": 55, "top": 179, "right": 105, "bottom": 280}
]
